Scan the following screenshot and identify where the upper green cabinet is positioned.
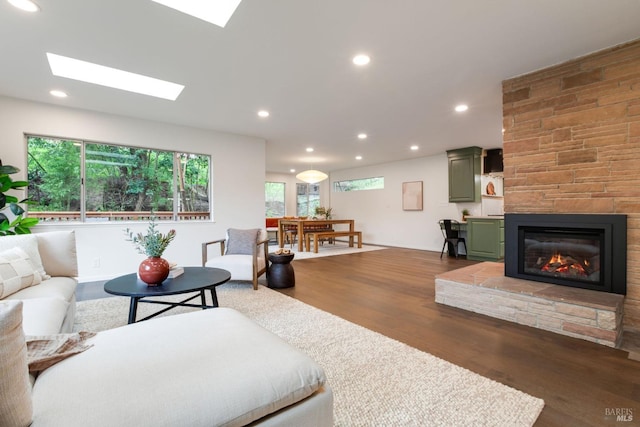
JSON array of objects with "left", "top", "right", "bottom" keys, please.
[{"left": 447, "top": 146, "right": 482, "bottom": 203}]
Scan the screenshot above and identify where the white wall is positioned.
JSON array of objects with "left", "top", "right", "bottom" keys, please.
[
  {"left": 328, "top": 155, "right": 481, "bottom": 251},
  {"left": 0, "top": 96, "right": 266, "bottom": 282}
]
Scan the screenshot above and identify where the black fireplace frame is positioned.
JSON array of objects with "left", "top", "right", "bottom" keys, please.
[{"left": 504, "top": 214, "right": 627, "bottom": 295}]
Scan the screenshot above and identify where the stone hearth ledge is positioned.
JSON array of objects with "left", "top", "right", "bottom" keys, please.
[{"left": 435, "top": 262, "right": 624, "bottom": 347}]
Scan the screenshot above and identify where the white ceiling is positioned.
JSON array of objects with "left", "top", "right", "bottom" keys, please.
[{"left": 2, "top": 0, "right": 640, "bottom": 174}]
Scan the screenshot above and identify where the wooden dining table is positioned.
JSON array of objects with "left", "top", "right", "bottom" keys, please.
[{"left": 277, "top": 218, "right": 355, "bottom": 252}]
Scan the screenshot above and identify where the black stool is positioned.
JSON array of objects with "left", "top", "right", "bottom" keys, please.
[{"left": 267, "top": 252, "right": 295, "bottom": 288}]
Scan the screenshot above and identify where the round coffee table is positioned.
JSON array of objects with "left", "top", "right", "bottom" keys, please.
[{"left": 104, "top": 266, "right": 231, "bottom": 324}]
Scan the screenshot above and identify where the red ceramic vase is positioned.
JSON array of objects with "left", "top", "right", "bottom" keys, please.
[{"left": 138, "top": 256, "right": 170, "bottom": 286}]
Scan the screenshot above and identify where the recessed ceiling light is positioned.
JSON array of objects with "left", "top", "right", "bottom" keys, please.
[
  {"left": 8, "top": 0, "right": 40, "bottom": 12},
  {"left": 151, "top": 0, "right": 242, "bottom": 28},
  {"left": 352, "top": 54, "right": 370, "bottom": 66},
  {"left": 46, "top": 53, "right": 184, "bottom": 101},
  {"left": 49, "top": 90, "right": 67, "bottom": 98},
  {"left": 306, "top": 147, "right": 314, "bottom": 153},
  {"left": 355, "top": 156, "right": 362, "bottom": 160},
  {"left": 357, "top": 133, "right": 367, "bottom": 140},
  {"left": 290, "top": 169, "right": 296, "bottom": 173},
  {"left": 257, "top": 110, "right": 269, "bottom": 118},
  {"left": 455, "top": 104, "right": 469, "bottom": 112},
  {"left": 410, "top": 145, "right": 419, "bottom": 151}
]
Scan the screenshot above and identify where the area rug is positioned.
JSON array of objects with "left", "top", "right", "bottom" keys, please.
[
  {"left": 268, "top": 242, "right": 387, "bottom": 260},
  {"left": 74, "top": 283, "right": 544, "bottom": 426}
]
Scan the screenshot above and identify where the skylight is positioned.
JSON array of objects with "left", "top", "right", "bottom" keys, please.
[
  {"left": 46, "top": 53, "right": 185, "bottom": 101},
  {"left": 151, "top": 0, "right": 242, "bottom": 28}
]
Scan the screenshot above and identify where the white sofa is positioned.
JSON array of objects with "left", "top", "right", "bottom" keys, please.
[
  {"left": 0, "top": 231, "right": 333, "bottom": 427},
  {"left": 0, "top": 230, "right": 78, "bottom": 336}
]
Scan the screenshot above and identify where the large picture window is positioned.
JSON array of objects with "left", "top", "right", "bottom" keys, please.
[{"left": 27, "top": 136, "right": 210, "bottom": 222}]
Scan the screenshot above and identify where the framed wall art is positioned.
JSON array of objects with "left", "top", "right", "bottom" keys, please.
[{"left": 402, "top": 181, "right": 423, "bottom": 211}]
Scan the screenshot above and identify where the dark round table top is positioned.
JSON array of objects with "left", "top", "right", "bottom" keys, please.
[{"left": 104, "top": 266, "right": 231, "bottom": 298}]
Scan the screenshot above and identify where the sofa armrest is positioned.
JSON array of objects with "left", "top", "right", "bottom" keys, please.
[{"left": 35, "top": 231, "right": 78, "bottom": 277}]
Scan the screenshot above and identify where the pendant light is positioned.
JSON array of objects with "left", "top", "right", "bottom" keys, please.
[{"left": 296, "top": 169, "right": 328, "bottom": 184}]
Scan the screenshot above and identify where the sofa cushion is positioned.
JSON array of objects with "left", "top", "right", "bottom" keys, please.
[
  {"left": 0, "top": 247, "right": 43, "bottom": 298},
  {"left": 0, "top": 301, "right": 33, "bottom": 427},
  {"left": 34, "top": 231, "right": 78, "bottom": 277},
  {"left": 226, "top": 228, "right": 260, "bottom": 255},
  {"left": 0, "top": 234, "right": 49, "bottom": 280},
  {"left": 205, "top": 254, "right": 266, "bottom": 281},
  {"left": 20, "top": 297, "right": 70, "bottom": 336},
  {"left": 6, "top": 276, "right": 77, "bottom": 304},
  {"left": 32, "top": 308, "right": 327, "bottom": 427}
]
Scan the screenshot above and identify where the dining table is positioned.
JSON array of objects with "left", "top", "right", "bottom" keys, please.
[{"left": 277, "top": 218, "right": 355, "bottom": 252}]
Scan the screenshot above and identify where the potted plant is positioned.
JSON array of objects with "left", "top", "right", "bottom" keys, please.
[
  {"left": 461, "top": 209, "right": 470, "bottom": 222},
  {"left": 125, "top": 215, "right": 176, "bottom": 285},
  {"left": 0, "top": 161, "right": 39, "bottom": 236},
  {"left": 315, "top": 206, "right": 333, "bottom": 220}
]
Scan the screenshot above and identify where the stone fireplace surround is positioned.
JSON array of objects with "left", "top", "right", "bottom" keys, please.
[{"left": 435, "top": 262, "right": 624, "bottom": 347}]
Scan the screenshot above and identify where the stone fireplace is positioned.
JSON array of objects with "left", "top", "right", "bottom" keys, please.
[{"left": 504, "top": 214, "right": 627, "bottom": 295}]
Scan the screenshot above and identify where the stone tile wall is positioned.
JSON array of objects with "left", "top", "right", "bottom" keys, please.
[
  {"left": 435, "top": 263, "right": 624, "bottom": 347},
  {"left": 502, "top": 39, "right": 640, "bottom": 329}
]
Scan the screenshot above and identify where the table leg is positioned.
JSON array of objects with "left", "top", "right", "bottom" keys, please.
[
  {"left": 200, "top": 290, "right": 208, "bottom": 309},
  {"left": 349, "top": 221, "right": 354, "bottom": 247},
  {"left": 298, "top": 222, "right": 304, "bottom": 252},
  {"left": 128, "top": 297, "right": 140, "bottom": 324},
  {"left": 278, "top": 222, "right": 284, "bottom": 248},
  {"left": 210, "top": 288, "right": 219, "bottom": 307}
]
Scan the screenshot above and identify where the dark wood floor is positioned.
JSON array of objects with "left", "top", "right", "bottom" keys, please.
[{"left": 276, "top": 248, "right": 639, "bottom": 427}]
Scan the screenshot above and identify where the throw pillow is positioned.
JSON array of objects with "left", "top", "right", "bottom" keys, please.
[
  {"left": 226, "top": 228, "right": 259, "bottom": 255},
  {"left": 0, "top": 301, "right": 33, "bottom": 427},
  {"left": 0, "top": 234, "right": 50, "bottom": 280},
  {"left": 0, "top": 247, "right": 43, "bottom": 299}
]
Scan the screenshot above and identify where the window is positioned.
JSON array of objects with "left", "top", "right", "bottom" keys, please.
[
  {"left": 333, "top": 177, "right": 384, "bottom": 192},
  {"left": 296, "top": 183, "right": 320, "bottom": 217},
  {"left": 27, "top": 136, "right": 210, "bottom": 222},
  {"left": 265, "top": 182, "right": 285, "bottom": 217}
]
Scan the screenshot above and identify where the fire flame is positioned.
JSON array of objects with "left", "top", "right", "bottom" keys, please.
[{"left": 540, "top": 252, "right": 588, "bottom": 276}]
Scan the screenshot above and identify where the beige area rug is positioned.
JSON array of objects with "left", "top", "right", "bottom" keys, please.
[
  {"left": 74, "top": 283, "right": 544, "bottom": 426},
  {"left": 268, "top": 241, "right": 387, "bottom": 260}
]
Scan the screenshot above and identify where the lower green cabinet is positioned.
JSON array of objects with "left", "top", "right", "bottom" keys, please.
[{"left": 466, "top": 217, "right": 504, "bottom": 261}]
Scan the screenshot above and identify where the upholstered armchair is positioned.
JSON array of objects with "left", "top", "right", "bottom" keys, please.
[{"left": 202, "top": 229, "right": 269, "bottom": 290}]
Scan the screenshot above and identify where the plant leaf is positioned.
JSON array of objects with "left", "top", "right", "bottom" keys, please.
[
  {"left": 19, "top": 217, "right": 39, "bottom": 227},
  {"left": 10, "top": 180, "right": 28, "bottom": 188},
  {"left": 10, "top": 203, "right": 25, "bottom": 216},
  {"left": 0, "top": 165, "right": 19, "bottom": 175}
]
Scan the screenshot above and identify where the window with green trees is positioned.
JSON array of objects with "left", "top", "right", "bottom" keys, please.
[
  {"left": 27, "top": 136, "right": 210, "bottom": 222},
  {"left": 333, "top": 177, "right": 384, "bottom": 192},
  {"left": 296, "top": 183, "right": 320, "bottom": 216},
  {"left": 265, "top": 182, "right": 285, "bottom": 217}
]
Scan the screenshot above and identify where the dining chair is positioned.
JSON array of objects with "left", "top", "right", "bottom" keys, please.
[{"left": 439, "top": 219, "right": 467, "bottom": 258}]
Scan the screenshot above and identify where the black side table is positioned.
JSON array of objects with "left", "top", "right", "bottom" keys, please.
[{"left": 267, "top": 252, "right": 295, "bottom": 288}]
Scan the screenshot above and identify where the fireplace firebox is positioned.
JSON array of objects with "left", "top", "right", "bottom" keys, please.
[{"left": 504, "top": 214, "right": 627, "bottom": 295}]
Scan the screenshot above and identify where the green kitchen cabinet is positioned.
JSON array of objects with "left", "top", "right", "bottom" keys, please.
[
  {"left": 446, "top": 146, "right": 482, "bottom": 202},
  {"left": 466, "top": 217, "right": 504, "bottom": 261}
]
